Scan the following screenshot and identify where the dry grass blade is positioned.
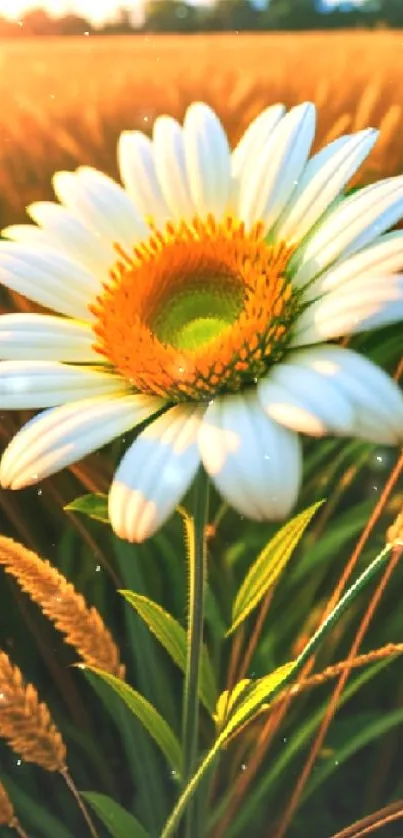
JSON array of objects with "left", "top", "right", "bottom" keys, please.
[
  {"left": 331, "top": 799, "right": 403, "bottom": 838},
  {"left": 0, "top": 536, "right": 124, "bottom": 679},
  {"left": 289, "top": 643, "right": 403, "bottom": 696},
  {"left": 0, "top": 651, "right": 66, "bottom": 772}
]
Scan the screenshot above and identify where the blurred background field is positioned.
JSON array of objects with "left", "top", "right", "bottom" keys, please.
[
  {"left": 0, "top": 10, "right": 403, "bottom": 838},
  {"left": 1, "top": 31, "right": 403, "bottom": 226}
]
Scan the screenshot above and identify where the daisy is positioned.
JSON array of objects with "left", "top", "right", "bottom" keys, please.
[{"left": 1, "top": 101, "right": 403, "bottom": 542}]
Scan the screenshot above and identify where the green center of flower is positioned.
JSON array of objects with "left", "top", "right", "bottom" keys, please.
[{"left": 151, "top": 279, "right": 244, "bottom": 352}]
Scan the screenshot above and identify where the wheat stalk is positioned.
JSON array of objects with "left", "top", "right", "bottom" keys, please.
[
  {"left": 0, "top": 536, "right": 124, "bottom": 679},
  {"left": 0, "top": 651, "right": 66, "bottom": 772}
]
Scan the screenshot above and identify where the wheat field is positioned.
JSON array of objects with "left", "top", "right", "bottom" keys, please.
[{"left": 0, "top": 30, "right": 403, "bottom": 230}]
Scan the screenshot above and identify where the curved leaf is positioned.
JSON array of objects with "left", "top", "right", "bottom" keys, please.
[
  {"left": 121, "top": 591, "right": 217, "bottom": 714},
  {"left": 65, "top": 493, "right": 108, "bottom": 523},
  {"left": 82, "top": 793, "right": 150, "bottom": 838},
  {"left": 228, "top": 501, "right": 323, "bottom": 635},
  {"left": 85, "top": 668, "right": 182, "bottom": 775}
]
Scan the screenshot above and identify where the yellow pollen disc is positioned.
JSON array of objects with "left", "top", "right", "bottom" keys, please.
[{"left": 90, "top": 215, "right": 299, "bottom": 401}]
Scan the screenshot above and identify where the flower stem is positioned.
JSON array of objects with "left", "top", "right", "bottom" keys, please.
[{"left": 182, "top": 467, "right": 209, "bottom": 838}]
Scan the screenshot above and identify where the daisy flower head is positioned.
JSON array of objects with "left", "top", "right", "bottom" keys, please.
[{"left": 1, "top": 101, "right": 403, "bottom": 542}]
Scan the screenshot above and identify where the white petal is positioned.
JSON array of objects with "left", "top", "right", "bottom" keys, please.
[
  {"left": 274, "top": 129, "right": 378, "bottom": 244},
  {"left": 0, "top": 361, "right": 127, "bottom": 408},
  {"left": 294, "top": 273, "right": 403, "bottom": 344},
  {"left": 0, "top": 393, "right": 162, "bottom": 489},
  {"left": 109, "top": 404, "right": 203, "bottom": 542},
  {"left": 302, "top": 231, "right": 403, "bottom": 300},
  {"left": 0, "top": 313, "right": 102, "bottom": 363},
  {"left": 354, "top": 300, "right": 403, "bottom": 332},
  {"left": 183, "top": 102, "right": 231, "bottom": 218},
  {"left": 153, "top": 115, "right": 195, "bottom": 221},
  {"left": 118, "top": 130, "right": 170, "bottom": 228},
  {"left": 27, "top": 201, "right": 115, "bottom": 274},
  {"left": 198, "top": 390, "right": 301, "bottom": 520},
  {"left": 286, "top": 346, "right": 403, "bottom": 444},
  {"left": 239, "top": 102, "right": 316, "bottom": 232},
  {"left": 3, "top": 224, "right": 49, "bottom": 246},
  {"left": 231, "top": 104, "right": 285, "bottom": 191},
  {"left": 258, "top": 360, "right": 355, "bottom": 437},
  {"left": 0, "top": 243, "right": 98, "bottom": 320},
  {"left": 292, "top": 176, "right": 403, "bottom": 288},
  {"left": 53, "top": 167, "right": 148, "bottom": 254}
]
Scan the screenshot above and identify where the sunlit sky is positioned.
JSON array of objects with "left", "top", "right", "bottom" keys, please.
[{"left": 0, "top": 1, "right": 148, "bottom": 24}]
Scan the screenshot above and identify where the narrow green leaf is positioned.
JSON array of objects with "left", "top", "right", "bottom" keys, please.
[
  {"left": 65, "top": 492, "right": 108, "bottom": 523},
  {"left": 82, "top": 793, "right": 150, "bottom": 838},
  {"left": 228, "top": 501, "right": 323, "bottom": 635},
  {"left": 85, "top": 668, "right": 182, "bottom": 775},
  {"left": 121, "top": 590, "right": 217, "bottom": 714}
]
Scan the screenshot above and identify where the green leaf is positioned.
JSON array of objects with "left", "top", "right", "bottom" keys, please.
[
  {"left": 121, "top": 590, "right": 217, "bottom": 714},
  {"left": 82, "top": 793, "right": 150, "bottom": 838},
  {"left": 214, "top": 679, "right": 251, "bottom": 728},
  {"left": 85, "top": 668, "right": 182, "bottom": 775},
  {"left": 228, "top": 501, "right": 323, "bottom": 635},
  {"left": 65, "top": 492, "right": 108, "bottom": 523},
  {"left": 219, "top": 661, "right": 295, "bottom": 741}
]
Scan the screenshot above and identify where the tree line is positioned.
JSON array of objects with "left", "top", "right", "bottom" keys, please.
[{"left": 0, "top": 0, "right": 402, "bottom": 37}]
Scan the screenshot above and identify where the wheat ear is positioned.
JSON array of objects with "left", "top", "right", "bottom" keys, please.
[
  {"left": 0, "top": 536, "right": 124, "bottom": 679},
  {"left": 0, "top": 780, "right": 14, "bottom": 826},
  {"left": 0, "top": 651, "right": 66, "bottom": 772},
  {"left": 0, "top": 781, "right": 29, "bottom": 838}
]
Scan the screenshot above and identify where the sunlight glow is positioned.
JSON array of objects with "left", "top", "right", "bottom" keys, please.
[{"left": 0, "top": 0, "right": 144, "bottom": 24}]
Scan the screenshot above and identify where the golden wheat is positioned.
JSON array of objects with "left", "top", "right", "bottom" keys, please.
[
  {"left": 0, "top": 536, "right": 124, "bottom": 678},
  {"left": 0, "top": 780, "right": 14, "bottom": 826},
  {"left": 0, "top": 32, "right": 403, "bottom": 230},
  {"left": 0, "top": 651, "right": 66, "bottom": 771}
]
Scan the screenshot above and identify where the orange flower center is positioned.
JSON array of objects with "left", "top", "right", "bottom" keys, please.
[{"left": 90, "top": 215, "right": 299, "bottom": 401}]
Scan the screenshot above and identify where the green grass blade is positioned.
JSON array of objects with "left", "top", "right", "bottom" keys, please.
[
  {"left": 82, "top": 792, "right": 150, "bottom": 838},
  {"left": 302, "top": 704, "right": 403, "bottom": 803}
]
